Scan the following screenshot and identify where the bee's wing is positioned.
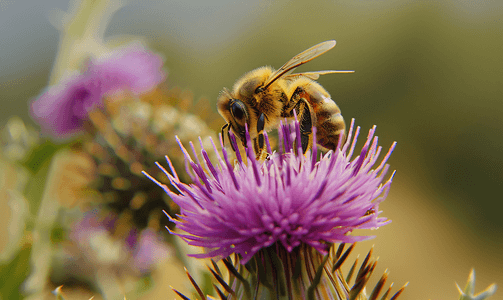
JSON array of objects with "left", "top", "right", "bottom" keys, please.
[
  {"left": 263, "top": 40, "right": 337, "bottom": 89},
  {"left": 283, "top": 70, "right": 355, "bottom": 81}
]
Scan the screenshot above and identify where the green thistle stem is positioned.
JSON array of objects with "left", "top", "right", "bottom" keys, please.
[
  {"left": 49, "top": 0, "right": 124, "bottom": 85},
  {"left": 24, "top": 154, "right": 64, "bottom": 294}
]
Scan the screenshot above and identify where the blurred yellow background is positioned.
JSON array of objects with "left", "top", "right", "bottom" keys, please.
[{"left": 1, "top": 0, "right": 502, "bottom": 299}]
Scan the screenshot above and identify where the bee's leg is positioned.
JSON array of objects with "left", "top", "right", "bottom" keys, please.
[
  {"left": 228, "top": 131, "right": 238, "bottom": 153},
  {"left": 292, "top": 99, "right": 313, "bottom": 153},
  {"left": 222, "top": 123, "right": 239, "bottom": 152},
  {"left": 253, "top": 113, "right": 267, "bottom": 160},
  {"left": 221, "top": 123, "right": 229, "bottom": 145}
]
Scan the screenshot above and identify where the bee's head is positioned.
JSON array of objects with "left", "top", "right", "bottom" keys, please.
[
  {"left": 227, "top": 98, "right": 249, "bottom": 143},
  {"left": 217, "top": 90, "right": 249, "bottom": 145},
  {"left": 217, "top": 68, "right": 272, "bottom": 147}
]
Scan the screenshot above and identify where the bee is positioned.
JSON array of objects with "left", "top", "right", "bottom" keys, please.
[{"left": 217, "top": 40, "right": 354, "bottom": 159}]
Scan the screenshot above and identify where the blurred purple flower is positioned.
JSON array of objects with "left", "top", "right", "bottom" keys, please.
[
  {"left": 30, "top": 42, "right": 166, "bottom": 139},
  {"left": 132, "top": 228, "right": 172, "bottom": 273},
  {"left": 147, "top": 119, "right": 396, "bottom": 264},
  {"left": 69, "top": 209, "right": 172, "bottom": 274}
]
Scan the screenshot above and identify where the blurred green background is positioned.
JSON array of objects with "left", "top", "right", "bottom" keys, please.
[{"left": 1, "top": 0, "right": 502, "bottom": 299}]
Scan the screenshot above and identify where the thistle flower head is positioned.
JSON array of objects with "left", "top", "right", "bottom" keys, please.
[
  {"left": 30, "top": 42, "right": 165, "bottom": 139},
  {"left": 147, "top": 118, "right": 396, "bottom": 264},
  {"left": 83, "top": 88, "right": 217, "bottom": 231}
]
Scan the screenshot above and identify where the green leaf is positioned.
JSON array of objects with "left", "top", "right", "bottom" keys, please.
[
  {"left": 22, "top": 141, "right": 61, "bottom": 174},
  {"left": 0, "top": 247, "right": 32, "bottom": 300}
]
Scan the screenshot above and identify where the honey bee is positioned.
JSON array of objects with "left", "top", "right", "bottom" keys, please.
[{"left": 217, "top": 40, "right": 354, "bottom": 159}]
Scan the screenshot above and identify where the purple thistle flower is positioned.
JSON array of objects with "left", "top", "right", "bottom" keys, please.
[
  {"left": 30, "top": 42, "right": 166, "bottom": 139},
  {"left": 146, "top": 118, "right": 396, "bottom": 264}
]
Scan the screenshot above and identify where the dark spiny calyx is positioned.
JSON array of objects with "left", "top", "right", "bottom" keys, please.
[{"left": 175, "top": 243, "right": 408, "bottom": 300}]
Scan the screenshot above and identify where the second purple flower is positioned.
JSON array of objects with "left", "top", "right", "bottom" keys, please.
[{"left": 30, "top": 42, "right": 166, "bottom": 139}]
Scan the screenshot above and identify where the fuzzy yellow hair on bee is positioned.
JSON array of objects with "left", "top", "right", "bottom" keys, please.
[{"left": 217, "top": 40, "right": 354, "bottom": 159}]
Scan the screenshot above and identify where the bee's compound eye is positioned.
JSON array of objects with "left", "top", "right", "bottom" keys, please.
[{"left": 230, "top": 100, "right": 246, "bottom": 121}]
